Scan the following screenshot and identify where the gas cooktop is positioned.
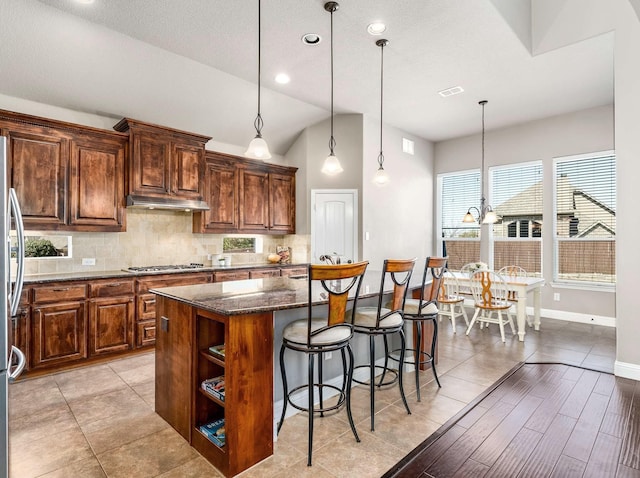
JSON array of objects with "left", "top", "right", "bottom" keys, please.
[{"left": 124, "top": 263, "right": 205, "bottom": 273}]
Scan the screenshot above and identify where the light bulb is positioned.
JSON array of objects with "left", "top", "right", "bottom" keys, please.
[
  {"left": 373, "top": 167, "right": 390, "bottom": 186},
  {"left": 245, "top": 135, "right": 272, "bottom": 160},
  {"left": 321, "top": 154, "right": 343, "bottom": 175}
]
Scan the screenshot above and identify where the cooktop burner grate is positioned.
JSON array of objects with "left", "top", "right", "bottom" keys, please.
[{"left": 124, "top": 263, "right": 205, "bottom": 272}]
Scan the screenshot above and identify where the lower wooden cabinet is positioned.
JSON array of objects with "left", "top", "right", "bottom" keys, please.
[
  {"left": 89, "top": 297, "right": 135, "bottom": 356},
  {"left": 31, "top": 301, "right": 87, "bottom": 369}
]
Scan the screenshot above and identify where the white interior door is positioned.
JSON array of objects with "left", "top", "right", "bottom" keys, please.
[{"left": 311, "top": 190, "right": 358, "bottom": 264}]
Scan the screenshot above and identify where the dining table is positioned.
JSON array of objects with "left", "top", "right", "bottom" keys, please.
[{"left": 448, "top": 271, "right": 545, "bottom": 341}]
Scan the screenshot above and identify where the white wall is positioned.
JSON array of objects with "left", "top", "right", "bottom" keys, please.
[
  {"left": 435, "top": 104, "right": 615, "bottom": 318},
  {"left": 362, "top": 116, "right": 435, "bottom": 269}
]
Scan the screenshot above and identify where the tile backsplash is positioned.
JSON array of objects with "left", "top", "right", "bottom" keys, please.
[{"left": 23, "top": 209, "right": 311, "bottom": 275}]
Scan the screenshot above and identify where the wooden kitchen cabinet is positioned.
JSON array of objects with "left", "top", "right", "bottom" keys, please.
[
  {"left": 249, "top": 268, "right": 280, "bottom": 279},
  {"left": 69, "top": 135, "right": 126, "bottom": 231},
  {"left": 0, "top": 109, "right": 127, "bottom": 232},
  {"left": 88, "top": 279, "right": 135, "bottom": 356},
  {"left": 30, "top": 282, "right": 88, "bottom": 370},
  {"left": 114, "top": 118, "right": 211, "bottom": 202},
  {"left": 194, "top": 151, "right": 297, "bottom": 234},
  {"left": 193, "top": 153, "right": 239, "bottom": 233},
  {"left": 136, "top": 272, "right": 213, "bottom": 347},
  {"left": 213, "top": 270, "right": 250, "bottom": 283}
]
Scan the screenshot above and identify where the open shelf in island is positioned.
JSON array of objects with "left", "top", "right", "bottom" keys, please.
[{"left": 155, "top": 294, "right": 273, "bottom": 477}]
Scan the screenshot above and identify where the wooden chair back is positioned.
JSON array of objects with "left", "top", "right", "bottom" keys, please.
[
  {"left": 469, "top": 270, "right": 510, "bottom": 309},
  {"left": 373, "top": 258, "right": 416, "bottom": 325},
  {"left": 415, "top": 256, "right": 448, "bottom": 315}
]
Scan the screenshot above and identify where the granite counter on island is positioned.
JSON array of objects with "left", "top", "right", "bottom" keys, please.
[{"left": 151, "top": 268, "right": 427, "bottom": 477}]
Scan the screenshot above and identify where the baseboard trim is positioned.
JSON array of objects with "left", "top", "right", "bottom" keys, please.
[
  {"left": 614, "top": 360, "right": 640, "bottom": 381},
  {"left": 539, "top": 308, "right": 615, "bottom": 327}
]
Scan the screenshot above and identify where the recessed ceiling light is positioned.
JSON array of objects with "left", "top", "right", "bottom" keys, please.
[
  {"left": 301, "top": 33, "right": 322, "bottom": 45},
  {"left": 76, "top": 0, "right": 95, "bottom": 4},
  {"left": 275, "top": 73, "right": 290, "bottom": 84},
  {"left": 438, "top": 86, "right": 465, "bottom": 97},
  {"left": 367, "top": 22, "right": 386, "bottom": 35}
]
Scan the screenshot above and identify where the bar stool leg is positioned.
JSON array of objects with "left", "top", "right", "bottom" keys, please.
[
  {"left": 415, "top": 320, "right": 423, "bottom": 402},
  {"left": 346, "top": 344, "right": 360, "bottom": 442},
  {"left": 431, "top": 318, "right": 441, "bottom": 388},
  {"left": 379, "top": 335, "right": 391, "bottom": 386},
  {"left": 318, "top": 354, "right": 324, "bottom": 418},
  {"left": 277, "top": 345, "right": 288, "bottom": 434},
  {"left": 369, "top": 335, "right": 376, "bottom": 431},
  {"left": 398, "top": 329, "right": 411, "bottom": 415},
  {"left": 308, "top": 353, "right": 315, "bottom": 466}
]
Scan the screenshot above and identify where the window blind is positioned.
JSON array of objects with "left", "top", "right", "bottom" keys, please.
[{"left": 554, "top": 152, "right": 616, "bottom": 284}]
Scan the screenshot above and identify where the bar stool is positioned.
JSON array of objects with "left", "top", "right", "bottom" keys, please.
[
  {"left": 349, "top": 258, "right": 415, "bottom": 431},
  {"left": 277, "top": 261, "right": 369, "bottom": 466},
  {"left": 395, "top": 256, "right": 447, "bottom": 401}
]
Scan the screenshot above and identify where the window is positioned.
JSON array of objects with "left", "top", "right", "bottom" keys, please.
[
  {"left": 491, "top": 162, "right": 543, "bottom": 275},
  {"left": 223, "top": 237, "right": 256, "bottom": 253},
  {"left": 438, "top": 170, "right": 481, "bottom": 270},
  {"left": 554, "top": 151, "right": 615, "bottom": 285}
]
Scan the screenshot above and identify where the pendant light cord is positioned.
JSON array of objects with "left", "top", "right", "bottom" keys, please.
[
  {"left": 254, "top": 0, "right": 264, "bottom": 136},
  {"left": 328, "top": 5, "right": 336, "bottom": 155},
  {"left": 378, "top": 41, "right": 385, "bottom": 167},
  {"left": 480, "top": 100, "right": 487, "bottom": 206}
]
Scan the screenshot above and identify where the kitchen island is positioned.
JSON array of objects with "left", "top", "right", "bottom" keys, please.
[{"left": 151, "top": 269, "right": 426, "bottom": 477}]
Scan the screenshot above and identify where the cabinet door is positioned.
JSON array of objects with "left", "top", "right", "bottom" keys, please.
[
  {"left": 31, "top": 301, "right": 87, "bottom": 369},
  {"left": 269, "top": 173, "right": 296, "bottom": 233},
  {"left": 194, "top": 160, "right": 238, "bottom": 233},
  {"left": 250, "top": 269, "right": 280, "bottom": 279},
  {"left": 239, "top": 169, "right": 269, "bottom": 231},
  {"left": 4, "top": 128, "right": 67, "bottom": 228},
  {"left": 89, "top": 297, "right": 134, "bottom": 356},
  {"left": 69, "top": 136, "right": 126, "bottom": 231},
  {"left": 172, "top": 142, "right": 204, "bottom": 200},
  {"left": 130, "top": 132, "right": 171, "bottom": 196}
]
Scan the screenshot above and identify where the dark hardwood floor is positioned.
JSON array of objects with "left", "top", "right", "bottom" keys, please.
[{"left": 383, "top": 362, "right": 640, "bottom": 478}]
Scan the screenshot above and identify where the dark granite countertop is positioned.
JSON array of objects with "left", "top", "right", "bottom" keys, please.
[
  {"left": 151, "top": 268, "right": 426, "bottom": 316},
  {"left": 23, "top": 262, "right": 309, "bottom": 285}
]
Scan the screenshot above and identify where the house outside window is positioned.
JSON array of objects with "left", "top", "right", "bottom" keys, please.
[
  {"left": 553, "top": 151, "right": 616, "bottom": 285},
  {"left": 438, "top": 170, "right": 480, "bottom": 269},
  {"left": 491, "top": 161, "right": 543, "bottom": 275}
]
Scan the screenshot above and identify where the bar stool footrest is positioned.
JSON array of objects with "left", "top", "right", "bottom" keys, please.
[
  {"left": 389, "top": 348, "right": 434, "bottom": 368},
  {"left": 286, "top": 383, "right": 347, "bottom": 415},
  {"left": 352, "top": 364, "right": 399, "bottom": 387}
]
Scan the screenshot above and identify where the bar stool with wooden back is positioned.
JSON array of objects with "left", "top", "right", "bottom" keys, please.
[
  {"left": 393, "top": 256, "right": 447, "bottom": 401},
  {"left": 349, "top": 258, "right": 415, "bottom": 431},
  {"left": 277, "top": 261, "right": 369, "bottom": 466}
]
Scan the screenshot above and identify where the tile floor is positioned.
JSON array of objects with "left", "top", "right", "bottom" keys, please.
[{"left": 8, "top": 316, "right": 617, "bottom": 478}]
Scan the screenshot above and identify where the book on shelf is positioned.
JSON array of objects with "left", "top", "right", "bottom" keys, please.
[
  {"left": 199, "top": 418, "right": 225, "bottom": 447},
  {"left": 201, "top": 375, "right": 225, "bottom": 402},
  {"left": 208, "top": 344, "right": 225, "bottom": 359}
]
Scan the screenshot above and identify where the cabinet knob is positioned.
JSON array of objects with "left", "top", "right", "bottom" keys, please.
[{"left": 53, "top": 288, "right": 70, "bottom": 292}]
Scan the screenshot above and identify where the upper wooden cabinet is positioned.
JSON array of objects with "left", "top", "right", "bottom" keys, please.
[
  {"left": 194, "top": 151, "right": 297, "bottom": 234},
  {"left": 0, "top": 109, "right": 127, "bottom": 232},
  {"left": 114, "top": 118, "right": 211, "bottom": 203}
]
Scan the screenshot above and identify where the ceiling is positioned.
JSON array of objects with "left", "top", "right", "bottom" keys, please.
[{"left": 1, "top": 0, "right": 614, "bottom": 155}]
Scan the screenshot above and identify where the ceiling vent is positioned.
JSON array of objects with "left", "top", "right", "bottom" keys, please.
[{"left": 438, "top": 86, "right": 465, "bottom": 97}]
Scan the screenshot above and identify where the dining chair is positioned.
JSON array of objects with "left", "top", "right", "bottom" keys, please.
[
  {"left": 466, "top": 270, "right": 515, "bottom": 342},
  {"left": 497, "top": 265, "right": 532, "bottom": 327},
  {"left": 438, "top": 268, "right": 469, "bottom": 332},
  {"left": 349, "top": 258, "right": 415, "bottom": 431},
  {"left": 277, "top": 261, "right": 369, "bottom": 466}
]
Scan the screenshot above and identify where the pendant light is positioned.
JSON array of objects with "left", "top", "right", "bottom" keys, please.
[
  {"left": 245, "top": 0, "right": 272, "bottom": 160},
  {"left": 321, "top": 2, "right": 343, "bottom": 175},
  {"left": 373, "top": 39, "right": 390, "bottom": 186},
  {"left": 462, "top": 100, "right": 499, "bottom": 224}
]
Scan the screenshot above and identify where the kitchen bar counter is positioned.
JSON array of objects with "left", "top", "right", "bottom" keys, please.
[{"left": 150, "top": 268, "right": 425, "bottom": 315}]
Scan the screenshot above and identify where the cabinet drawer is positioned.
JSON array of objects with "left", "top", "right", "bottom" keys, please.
[
  {"left": 136, "top": 320, "right": 156, "bottom": 347},
  {"left": 91, "top": 279, "right": 135, "bottom": 298},
  {"left": 214, "top": 270, "right": 250, "bottom": 282},
  {"left": 280, "top": 266, "right": 308, "bottom": 277},
  {"left": 137, "top": 293, "right": 157, "bottom": 321},
  {"left": 32, "top": 284, "right": 87, "bottom": 304},
  {"left": 250, "top": 269, "right": 280, "bottom": 279},
  {"left": 136, "top": 272, "right": 212, "bottom": 293}
]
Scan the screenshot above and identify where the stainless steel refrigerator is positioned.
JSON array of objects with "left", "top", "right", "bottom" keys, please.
[{"left": 1, "top": 136, "right": 27, "bottom": 477}]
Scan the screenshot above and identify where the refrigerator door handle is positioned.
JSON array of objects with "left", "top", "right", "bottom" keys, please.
[
  {"left": 8, "top": 346, "right": 26, "bottom": 382},
  {"left": 8, "top": 188, "right": 25, "bottom": 318}
]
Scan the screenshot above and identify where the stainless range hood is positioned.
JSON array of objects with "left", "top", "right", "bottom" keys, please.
[{"left": 126, "top": 195, "right": 210, "bottom": 211}]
